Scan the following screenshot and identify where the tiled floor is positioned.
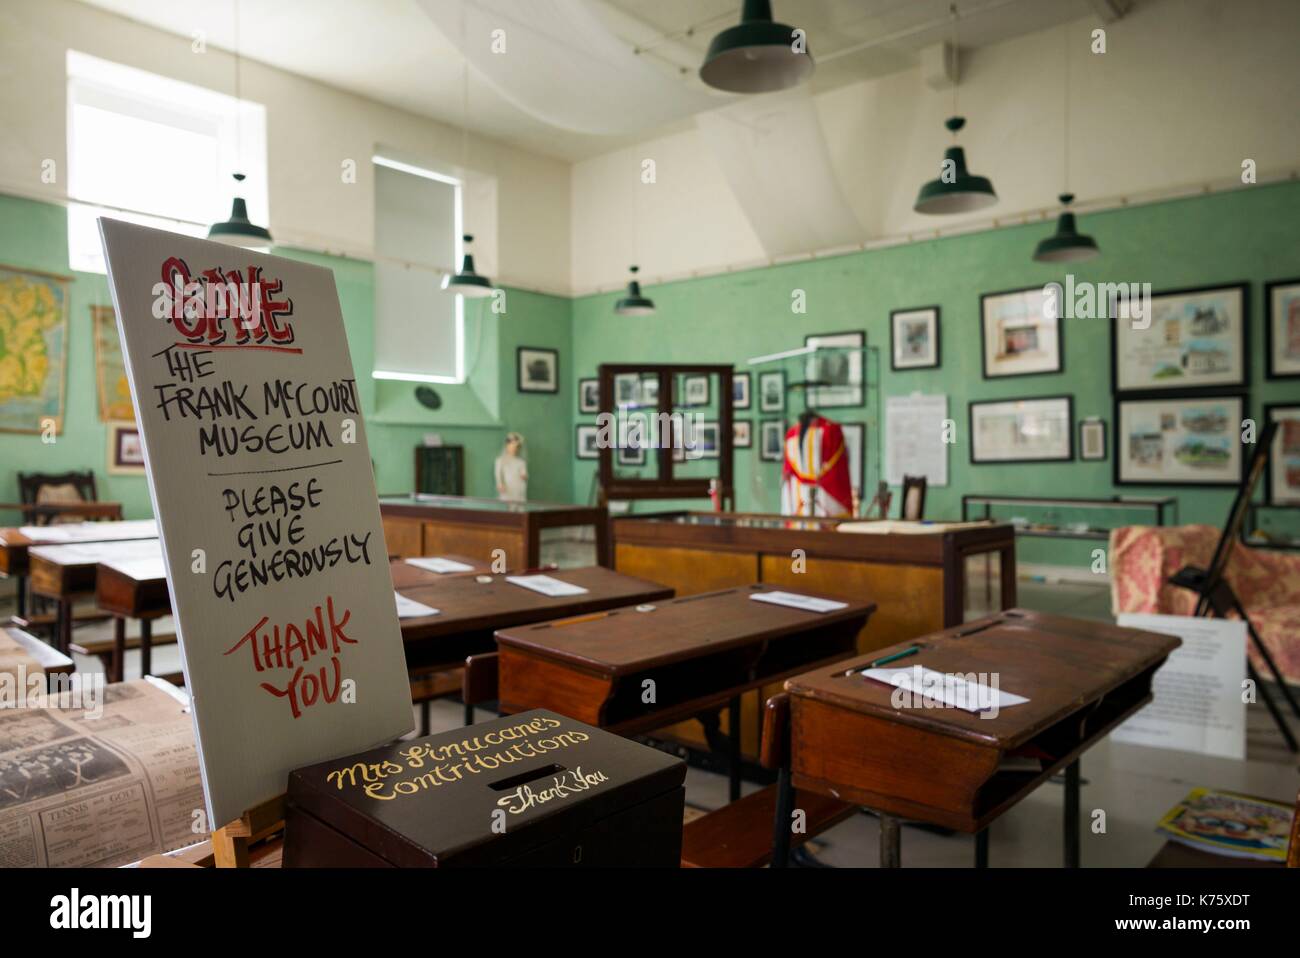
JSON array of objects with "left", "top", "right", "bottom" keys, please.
[{"left": 11, "top": 564, "right": 1298, "bottom": 868}]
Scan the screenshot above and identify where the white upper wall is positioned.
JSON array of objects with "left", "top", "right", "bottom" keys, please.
[
  {"left": 0, "top": 0, "right": 570, "bottom": 293},
  {"left": 571, "top": 0, "right": 1300, "bottom": 294}
]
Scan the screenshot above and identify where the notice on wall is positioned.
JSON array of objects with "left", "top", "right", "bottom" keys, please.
[
  {"left": 885, "top": 393, "right": 948, "bottom": 487},
  {"left": 1111, "top": 613, "right": 1246, "bottom": 760},
  {"left": 98, "top": 219, "right": 413, "bottom": 826}
]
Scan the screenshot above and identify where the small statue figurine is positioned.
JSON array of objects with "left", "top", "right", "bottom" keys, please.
[{"left": 495, "top": 432, "right": 528, "bottom": 502}]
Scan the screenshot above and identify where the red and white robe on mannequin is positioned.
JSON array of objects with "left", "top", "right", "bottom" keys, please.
[{"left": 781, "top": 416, "right": 853, "bottom": 517}]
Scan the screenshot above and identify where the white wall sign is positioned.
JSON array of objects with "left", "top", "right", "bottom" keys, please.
[
  {"left": 885, "top": 393, "right": 948, "bottom": 487},
  {"left": 1112, "top": 613, "right": 1246, "bottom": 760},
  {"left": 99, "top": 219, "right": 413, "bottom": 826}
]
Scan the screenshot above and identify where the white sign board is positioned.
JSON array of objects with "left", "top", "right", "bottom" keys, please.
[
  {"left": 99, "top": 219, "right": 413, "bottom": 825},
  {"left": 1111, "top": 613, "right": 1246, "bottom": 759},
  {"left": 885, "top": 393, "right": 948, "bottom": 487}
]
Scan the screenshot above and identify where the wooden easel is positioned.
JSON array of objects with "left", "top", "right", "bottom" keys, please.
[{"left": 210, "top": 794, "right": 286, "bottom": 867}]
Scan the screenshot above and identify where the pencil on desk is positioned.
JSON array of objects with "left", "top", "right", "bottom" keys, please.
[{"left": 870, "top": 646, "right": 921, "bottom": 667}]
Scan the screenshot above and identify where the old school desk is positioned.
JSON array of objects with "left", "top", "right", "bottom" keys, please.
[
  {"left": 490, "top": 584, "right": 875, "bottom": 800},
  {"left": 611, "top": 512, "right": 1016, "bottom": 758},
  {"left": 379, "top": 494, "right": 610, "bottom": 568},
  {"left": 1, "top": 625, "right": 75, "bottom": 689},
  {"left": 780, "top": 609, "right": 1180, "bottom": 867}
]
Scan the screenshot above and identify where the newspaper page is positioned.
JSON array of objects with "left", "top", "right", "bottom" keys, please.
[{"left": 0, "top": 678, "right": 206, "bottom": 867}]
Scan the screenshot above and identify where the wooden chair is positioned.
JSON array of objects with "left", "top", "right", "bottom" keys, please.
[
  {"left": 17, "top": 471, "right": 101, "bottom": 524},
  {"left": 900, "top": 474, "right": 927, "bottom": 521}
]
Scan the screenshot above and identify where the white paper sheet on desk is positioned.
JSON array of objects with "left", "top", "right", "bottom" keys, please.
[
  {"left": 405, "top": 556, "right": 475, "bottom": 574},
  {"left": 505, "top": 574, "right": 588, "bottom": 597},
  {"left": 860, "top": 665, "right": 1030, "bottom": 713},
  {"left": 750, "top": 591, "right": 848, "bottom": 613},
  {"left": 394, "top": 592, "right": 440, "bottom": 618}
]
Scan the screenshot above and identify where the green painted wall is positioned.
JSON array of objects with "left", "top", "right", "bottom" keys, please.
[
  {"left": 569, "top": 181, "right": 1300, "bottom": 566},
  {"left": 0, "top": 193, "right": 571, "bottom": 521}
]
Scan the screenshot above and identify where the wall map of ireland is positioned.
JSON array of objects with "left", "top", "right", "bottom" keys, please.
[{"left": 0, "top": 265, "right": 69, "bottom": 434}]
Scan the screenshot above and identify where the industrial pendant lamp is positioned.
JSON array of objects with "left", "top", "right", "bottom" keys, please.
[
  {"left": 614, "top": 266, "right": 655, "bottom": 316},
  {"left": 1033, "top": 28, "right": 1098, "bottom": 262},
  {"left": 1034, "top": 194, "right": 1098, "bottom": 262},
  {"left": 207, "top": 0, "right": 272, "bottom": 250},
  {"left": 443, "top": 234, "right": 493, "bottom": 297},
  {"left": 913, "top": 7, "right": 996, "bottom": 215},
  {"left": 700, "top": 0, "right": 813, "bottom": 94}
]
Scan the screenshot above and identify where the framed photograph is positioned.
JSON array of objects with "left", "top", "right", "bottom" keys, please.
[
  {"left": 640, "top": 374, "right": 660, "bottom": 407},
  {"left": 969, "top": 395, "right": 1073, "bottom": 464},
  {"left": 733, "top": 419, "right": 752, "bottom": 448},
  {"left": 758, "top": 370, "right": 786, "bottom": 413},
  {"left": 890, "top": 307, "right": 940, "bottom": 370},
  {"left": 1079, "top": 419, "right": 1107, "bottom": 461},
  {"left": 575, "top": 424, "right": 600, "bottom": 460},
  {"left": 839, "top": 421, "right": 866, "bottom": 495},
  {"left": 1265, "top": 404, "right": 1300, "bottom": 504},
  {"left": 517, "top": 346, "right": 558, "bottom": 394},
  {"left": 1265, "top": 279, "right": 1300, "bottom": 379},
  {"left": 108, "top": 421, "right": 146, "bottom": 475},
  {"left": 760, "top": 419, "right": 785, "bottom": 462},
  {"left": 0, "top": 264, "right": 69, "bottom": 434},
  {"left": 733, "top": 372, "right": 751, "bottom": 409},
  {"left": 980, "top": 287, "right": 1062, "bottom": 379},
  {"left": 1115, "top": 393, "right": 1246, "bottom": 486},
  {"left": 613, "top": 372, "right": 640, "bottom": 406},
  {"left": 804, "top": 330, "right": 865, "bottom": 407},
  {"left": 578, "top": 377, "right": 600, "bottom": 414},
  {"left": 695, "top": 421, "right": 721, "bottom": 459},
  {"left": 1112, "top": 283, "right": 1248, "bottom": 393},
  {"left": 681, "top": 374, "right": 710, "bottom": 407},
  {"left": 617, "top": 443, "right": 646, "bottom": 467}
]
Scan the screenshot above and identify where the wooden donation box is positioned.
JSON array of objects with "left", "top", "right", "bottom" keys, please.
[
  {"left": 784, "top": 609, "right": 1180, "bottom": 833},
  {"left": 283, "top": 710, "right": 686, "bottom": 867}
]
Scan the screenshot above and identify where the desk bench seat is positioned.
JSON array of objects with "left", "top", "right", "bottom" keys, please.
[{"left": 681, "top": 785, "right": 853, "bottom": 868}]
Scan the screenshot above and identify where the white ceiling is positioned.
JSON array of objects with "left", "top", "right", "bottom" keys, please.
[{"left": 76, "top": 0, "right": 1104, "bottom": 161}]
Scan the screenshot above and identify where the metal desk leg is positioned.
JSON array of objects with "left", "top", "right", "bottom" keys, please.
[
  {"left": 139, "top": 618, "right": 152, "bottom": 677},
  {"left": 771, "top": 767, "right": 794, "bottom": 869},
  {"left": 975, "top": 827, "right": 989, "bottom": 868},
  {"left": 113, "top": 616, "right": 126, "bottom": 682},
  {"left": 1064, "top": 759, "right": 1080, "bottom": 868},
  {"left": 728, "top": 695, "right": 742, "bottom": 802},
  {"left": 880, "top": 814, "right": 901, "bottom": 868}
]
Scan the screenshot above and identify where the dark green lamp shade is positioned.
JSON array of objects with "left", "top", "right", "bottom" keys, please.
[
  {"left": 1033, "top": 208, "right": 1099, "bottom": 263},
  {"left": 700, "top": 0, "right": 813, "bottom": 94},
  {"left": 443, "top": 234, "right": 493, "bottom": 297},
  {"left": 914, "top": 145, "right": 997, "bottom": 215},
  {"left": 614, "top": 266, "right": 655, "bottom": 316},
  {"left": 207, "top": 196, "right": 273, "bottom": 248}
]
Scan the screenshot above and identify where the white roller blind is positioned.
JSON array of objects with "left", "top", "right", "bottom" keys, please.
[{"left": 373, "top": 161, "right": 462, "bottom": 382}]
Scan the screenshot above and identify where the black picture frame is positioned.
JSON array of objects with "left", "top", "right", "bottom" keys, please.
[
  {"left": 979, "top": 286, "right": 1064, "bottom": 380},
  {"left": 517, "top": 346, "right": 559, "bottom": 394},
  {"left": 803, "top": 329, "right": 866, "bottom": 407},
  {"left": 733, "top": 372, "right": 752, "bottom": 409},
  {"left": 617, "top": 443, "right": 646, "bottom": 467},
  {"left": 758, "top": 370, "right": 786, "bottom": 413},
  {"left": 1264, "top": 402, "right": 1300, "bottom": 505},
  {"left": 575, "top": 424, "right": 599, "bottom": 460},
  {"left": 733, "top": 419, "right": 752, "bottom": 448},
  {"left": 759, "top": 419, "right": 785, "bottom": 461},
  {"left": 1265, "top": 278, "right": 1300, "bottom": 380},
  {"left": 696, "top": 421, "right": 722, "bottom": 459},
  {"left": 578, "top": 377, "right": 599, "bottom": 413},
  {"left": 968, "top": 394, "right": 1074, "bottom": 464},
  {"left": 1110, "top": 282, "right": 1249, "bottom": 395},
  {"left": 889, "top": 306, "right": 941, "bottom": 371},
  {"left": 1112, "top": 392, "right": 1248, "bottom": 487},
  {"left": 1078, "top": 418, "right": 1107, "bottom": 461}
]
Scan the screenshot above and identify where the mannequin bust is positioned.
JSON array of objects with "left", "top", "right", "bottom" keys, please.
[{"left": 495, "top": 432, "right": 528, "bottom": 502}]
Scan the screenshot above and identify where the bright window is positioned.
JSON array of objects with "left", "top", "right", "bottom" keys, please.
[{"left": 66, "top": 50, "right": 267, "bottom": 273}]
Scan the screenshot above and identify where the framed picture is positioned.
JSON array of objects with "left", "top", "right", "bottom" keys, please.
[
  {"left": 640, "top": 374, "right": 660, "bottom": 406},
  {"left": 1112, "top": 283, "right": 1248, "bottom": 393},
  {"left": 733, "top": 419, "right": 752, "bottom": 448},
  {"left": 578, "top": 377, "right": 599, "bottom": 414},
  {"left": 517, "top": 347, "right": 558, "bottom": 394},
  {"left": 1115, "top": 393, "right": 1246, "bottom": 486},
  {"left": 804, "top": 330, "right": 865, "bottom": 407},
  {"left": 617, "top": 443, "right": 646, "bottom": 467},
  {"left": 1265, "top": 404, "right": 1300, "bottom": 504},
  {"left": 890, "top": 307, "right": 940, "bottom": 370},
  {"left": 758, "top": 370, "right": 786, "bottom": 413},
  {"left": 108, "top": 421, "right": 146, "bottom": 475},
  {"left": 613, "top": 372, "right": 640, "bottom": 406},
  {"left": 681, "top": 374, "right": 710, "bottom": 407},
  {"left": 0, "top": 264, "right": 69, "bottom": 434},
  {"left": 969, "top": 395, "right": 1073, "bottom": 464},
  {"left": 980, "top": 287, "right": 1062, "bottom": 379},
  {"left": 839, "top": 421, "right": 866, "bottom": 495},
  {"left": 733, "top": 372, "right": 751, "bottom": 409},
  {"left": 1079, "top": 419, "right": 1107, "bottom": 461},
  {"left": 695, "top": 421, "right": 721, "bottom": 459},
  {"left": 575, "top": 424, "right": 600, "bottom": 460},
  {"left": 760, "top": 420, "right": 785, "bottom": 462},
  {"left": 93, "top": 304, "right": 134, "bottom": 421},
  {"left": 1265, "top": 278, "right": 1300, "bottom": 379}
]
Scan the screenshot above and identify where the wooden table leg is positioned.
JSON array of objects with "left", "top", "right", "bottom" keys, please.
[
  {"left": 880, "top": 813, "right": 901, "bottom": 868},
  {"left": 1063, "top": 759, "right": 1080, "bottom": 868},
  {"left": 58, "top": 598, "right": 72, "bottom": 654},
  {"left": 975, "top": 827, "right": 989, "bottom": 868},
  {"left": 463, "top": 701, "right": 474, "bottom": 726},
  {"left": 140, "top": 617, "right": 152, "bottom": 677},
  {"left": 15, "top": 574, "right": 26, "bottom": 621},
  {"left": 770, "top": 766, "right": 794, "bottom": 869},
  {"left": 594, "top": 517, "right": 611, "bottom": 568},
  {"left": 728, "top": 694, "right": 741, "bottom": 802},
  {"left": 113, "top": 616, "right": 126, "bottom": 682}
]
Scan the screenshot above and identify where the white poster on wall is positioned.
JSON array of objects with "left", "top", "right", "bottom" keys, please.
[
  {"left": 885, "top": 393, "right": 948, "bottom": 487},
  {"left": 1111, "top": 612, "right": 1246, "bottom": 759},
  {"left": 99, "top": 219, "right": 413, "bottom": 826}
]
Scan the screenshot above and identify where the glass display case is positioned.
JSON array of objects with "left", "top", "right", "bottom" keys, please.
[
  {"left": 961, "top": 495, "right": 1179, "bottom": 541},
  {"left": 1245, "top": 503, "right": 1300, "bottom": 550}
]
